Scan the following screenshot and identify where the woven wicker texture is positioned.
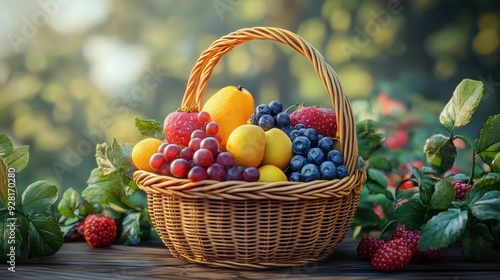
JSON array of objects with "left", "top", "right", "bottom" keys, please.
[{"left": 134, "top": 26, "right": 367, "bottom": 269}]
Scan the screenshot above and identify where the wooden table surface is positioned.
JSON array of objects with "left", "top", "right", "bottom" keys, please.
[{"left": 9, "top": 239, "right": 500, "bottom": 280}]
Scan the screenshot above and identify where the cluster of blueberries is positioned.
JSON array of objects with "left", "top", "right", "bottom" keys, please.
[
  {"left": 249, "top": 100, "right": 294, "bottom": 133},
  {"left": 287, "top": 124, "right": 348, "bottom": 182}
]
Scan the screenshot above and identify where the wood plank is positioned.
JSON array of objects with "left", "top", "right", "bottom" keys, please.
[{"left": 7, "top": 239, "right": 500, "bottom": 280}]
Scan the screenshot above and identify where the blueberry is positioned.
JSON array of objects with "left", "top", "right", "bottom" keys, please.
[
  {"left": 294, "top": 123, "right": 305, "bottom": 130},
  {"left": 288, "top": 172, "right": 302, "bottom": 182},
  {"left": 318, "top": 137, "right": 334, "bottom": 154},
  {"left": 268, "top": 100, "right": 283, "bottom": 116},
  {"left": 304, "top": 128, "right": 319, "bottom": 147},
  {"left": 307, "top": 147, "right": 324, "bottom": 166},
  {"left": 255, "top": 104, "right": 271, "bottom": 119},
  {"left": 298, "top": 128, "right": 306, "bottom": 136},
  {"left": 289, "top": 129, "right": 301, "bottom": 141},
  {"left": 292, "top": 136, "right": 311, "bottom": 156},
  {"left": 301, "top": 163, "right": 320, "bottom": 182},
  {"left": 249, "top": 113, "right": 258, "bottom": 125},
  {"left": 336, "top": 165, "right": 348, "bottom": 179},
  {"left": 327, "top": 150, "right": 344, "bottom": 166},
  {"left": 319, "top": 161, "right": 337, "bottom": 180},
  {"left": 275, "top": 112, "right": 290, "bottom": 128},
  {"left": 281, "top": 125, "right": 294, "bottom": 136},
  {"left": 258, "top": 114, "right": 275, "bottom": 131},
  {"left": 289, "top": 155, "right": 308, "bottom": 172}
]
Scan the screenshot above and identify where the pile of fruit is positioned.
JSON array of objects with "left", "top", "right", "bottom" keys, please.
[{"left": 132, "top": 85, "right": 348, "bottom": 183}]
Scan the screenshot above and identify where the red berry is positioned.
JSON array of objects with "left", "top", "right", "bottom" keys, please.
[
  {"left": 391, "top": 226, "right": 420, "bottom": 255},
  {"left": 193, "top": 148, "right": 214, "bottom": 168},
  {"left": 200, "top": 137, "right": 219, "bottom": 155},
  {"left": 163, "top": 144, "right": 181, "bottom": 162},
  {"left": 357, "top": 235, "right": 386, "bottom": 260},
  {"left": 164, "top": 109, "right": 205, "bottom": 146},
  {"left": 452, "top": 181, "right": 473, "bottom": 201},
  {"left": 149, "top": 153, "right": 166, "bottom": 172},
  {"left": 289, "top": 106, "right": 337, "bottom": 138},
  {"left": 82, "top": 214, "right": 117, "bottom": 248},
  {"left": 371, "top": 238, "right": 412, "bottom": 272},
  {"left": 205, "top": 121, "right": 219, "bottom": 135},
  {"left": 197, "top": 111, "right": 211, "bottom": 123}
]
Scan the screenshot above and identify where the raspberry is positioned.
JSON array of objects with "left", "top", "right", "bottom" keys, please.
[
  {"left": 82, "top": 214, "right": 117, "bottom": 248},
  {"left": 391, "top": 226, "right": 420, "bottom": 255},
  {"left": 357, "top": 235, "right": 386, "bottom": 260},
  {"left": 452, "top": 181, "right": 473, "bottom": 201},
  {"left": 420, "top": 247, "right": 446, "bottom": 261},
  {"left": 371, "top": 238, "right": 413, "bottom": 272}
]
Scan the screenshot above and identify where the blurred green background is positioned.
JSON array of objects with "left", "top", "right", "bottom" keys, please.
[{"left": 1, "top": 0, "right": 499, "bottom": 193}]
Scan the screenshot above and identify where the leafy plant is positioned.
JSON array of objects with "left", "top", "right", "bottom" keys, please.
[{"left": 0, "top": 134, "right": 63, "bottom": 264}]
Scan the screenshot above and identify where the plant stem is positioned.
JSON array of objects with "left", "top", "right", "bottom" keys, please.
[
  {"left": 378, "top": 220, "right": 399, "bottom": 239},
  {"left": 469, "top": 150, "right": 476, "bottom": 185}
]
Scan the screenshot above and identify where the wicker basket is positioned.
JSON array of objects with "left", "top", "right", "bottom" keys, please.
[{"left": 134, "top": 27, "right": 366, "bottom": 269}]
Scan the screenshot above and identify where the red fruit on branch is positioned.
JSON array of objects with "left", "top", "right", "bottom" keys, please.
[
  {"left": 357, "top": 235, "right": 386, "bottom": 260},
  {"left": 164, "top": 107, "right": 205, "bottom": 147},
  {"left": 391, "top": 226, "right": 420, "bottom": 256},
  {"left": 289, "top": 105, "right": 337, "bottom": 137},
  {"left": 452, "top": 181, "right": 473, "bottom": 201},
  {"left": 371, "top": 238, "right": 413, "bottom": 272}
]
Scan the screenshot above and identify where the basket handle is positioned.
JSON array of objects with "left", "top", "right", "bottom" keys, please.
[{"left": 180, "top": 27, "right": 359, "bottom": 176}]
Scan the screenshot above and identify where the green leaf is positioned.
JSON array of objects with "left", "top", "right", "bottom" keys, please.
[
  {"left": 492, "top": 221, "right": 500, "bottom": 247},
  {"left": 419, "top": 207, "right": 468, "bottom": 251},
  {"left": 0, "top": 158, "right": 8, "bottom": 208},
  {"left": 135, "top": 117, "right": 164, "bottom": 139},
  {"left": 439, "top": 79, "right": 484, "bottom": 132},
  {"left": 492, "top": 153, "right": 500, "bottom": 173},
  {"left": 109, "top": 139, "right": 135, "bottom": 174},
  {"left": 464, "top": 172, "right": 500, "bottom": 204},
  {"left": 423, "top": 134, "right": 457, "bottom": 174},
  {"left": 367, "top": 154, "right": 393, "bottom": 172},
  {"left": 5, "top": 146, "right": 29, "bottom": 172},
  {"left": 394, "top": 199, "right": 427, "bottom": 230},
  {"left": 364, "top": 169, "right": 394, "bottom": 201},
  {"left": 469, "top": 190, "right": 500, "bottom": 220},
  {"left": 82, "top": 180, "right": 122, "bottom": 205},
  {"left": 0, "top": 134, "right": 14, "bottom": 157},
  {"left": 356, "top": 119, "right": 384, "bottom": 160},
  {"left": 477, "top": 115, "right": 500, "bottom": 166},
  {"left": 444, "top": 173, "right": 470, "bottom": 182},
  {"left": 22, "top": 181, "right": 58, "bottom": 216},
  {"left": 412, "top": 166, "right": 435, "bottom": 206},
  {"left": 28, "top": 216, "right": 63, "bottom": 258},
  {"left": 57, "top": 188, "right": 80, "bottom": 218},
  {"left": 0, "top": 215, "right": 22, "bottom": 262},
  {"left": 462, "top": 223, "right": 494, "bottom": 261},
  {"left": 354, "top": 205, "right": 382, "bottom": 227},
  {"left": 429, "top": 180, "right": 456, "bottom": 210},
  {"left": 95, "top": 143, "right": 116, "bottom": 176},
  {"left": 121, "top": 212, "right": 142, "bottom": 245}
]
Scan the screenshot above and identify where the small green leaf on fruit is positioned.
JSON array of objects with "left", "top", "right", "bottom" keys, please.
[
  {"left": 419, "top": 207, "right": 468, "bottom": 251},
  {"left": 135, "top": 117, "right": 164, "bottom": 139},
  {"left": 429, "top": 180, "right": 456, "bottom": 210},
  {"left": 439, "top": 79, "right": 484, "bottom": 131},
  {"left": 423, "top": 134, "right": 457, "bottom": 174},
  {"left": 22, "top": 181, "right": 58, "bottom": 216},
  {"left": 477, "top": 115, "right": 500, "bottom": 166},
  {"left": 462, "top": 223, "right": 494, "bottom": 261}
]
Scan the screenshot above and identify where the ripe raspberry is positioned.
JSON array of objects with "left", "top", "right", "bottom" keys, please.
[
  {"left": 420, "top": 247, "right": 446, "bottom": 261},
  {"left": 289, "top": 105, "right": 337, "bottom": 138},
  {"left": 391, "top": 226, "right": 420, "bottom": 255},
  {"left": 371, "top": 238, "right": 413, "bottom": 272},
  {"left": 452, "top": 181, "right": 473, "bottom": 201},
  {"left": 82, "top": 214, "right": 117, "bottom": 248},
  {"left": 357, "top": 235, "right": 386, "bottom": 260}
]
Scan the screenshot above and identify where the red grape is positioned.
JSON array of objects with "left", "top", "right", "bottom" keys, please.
[
  {"left": 180, "top": 147, "right": 194, "bottom": 160},
  {"left": 207, "top": 163, "right": 227, "bottom": 181},
  {"left": 226, "top": 166, "right": 245, "bottom": 181},
  {"left": 197, "top": 111, "right": 211, "bottom": 123},
  {"left": 200, "top": 137, "right": 219, "bottom": 155},
  {"left": 170, "top": 158, "right": 190, "bottom": 178},
  {"left": 205, "top": 121, "right": 219, "bottom": 135},
  {"left": 161, "top": 161, "right": 172, "bottom": 176},
  {"left": 216, "top": 152, "right": 235, "bottom": 169},
  {"left": 163, "top": 144, "right": 181, "bottom": 161},
  {"left": 158, "top": 142, "right": 168, "bottom": 153},
  {"left": 243, "top": 167, "right": 259, "bottom": 182},
  {"left": 188, "top": 138, "right": 202, "bottom": 150},
  {"left": 149, "top": 153, "right": 166, "bottom": 172},
  {"left": 191, "top": 129, "right": 205, "bottom": 140},
  {"left": 193, "top": 148, "right": 214, "bottom": 168},
  {"left": 213, "top": 134, "right": 223, "bottom": 144},
  {"left": 188, "top": 166, "right": 207, "bottom": 182}
]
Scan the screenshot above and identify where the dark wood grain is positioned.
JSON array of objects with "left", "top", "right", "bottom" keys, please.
[{"left": 6, "top": 239, "right": 500, "bottom": 280}]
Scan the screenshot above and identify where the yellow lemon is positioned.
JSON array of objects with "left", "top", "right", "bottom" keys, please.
[
  {"left": 258, "top": 165, "right": 288, "bottom": 182},
  {"left": 131, "top": 138, "right": 163, "bottom": 172},
  {"left": 201, "top": 85, "right": 255, "bottom": 147},
  {"left": 261, "top": 128, "right": 293, "bottom": 170},
  {"left": 226, "top": 124, "right": 266, "bottom": 168}
]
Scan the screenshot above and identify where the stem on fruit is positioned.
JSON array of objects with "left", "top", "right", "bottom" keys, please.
[
  {"left": 237, "top": 85, "right": 243, "bottom": 91},
  {"left": 378, "top": 220, "right": 399, "bottom": 239}
]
